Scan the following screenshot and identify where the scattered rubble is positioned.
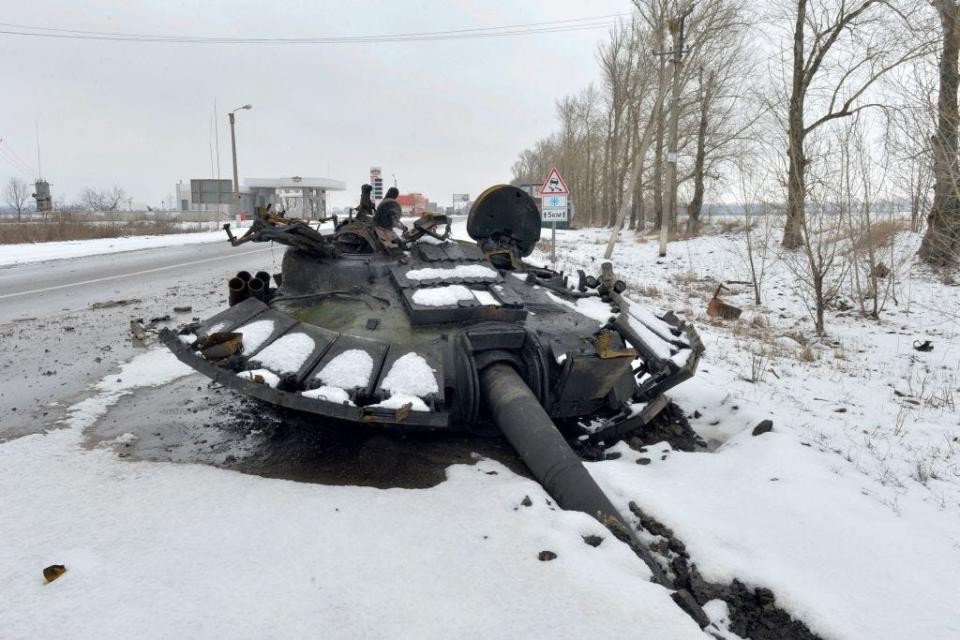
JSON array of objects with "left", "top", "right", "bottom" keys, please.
[
  {"left": 628, "top": 402, "right": 706, "bottom": 452},
  {"left": 752, "top": 420, "right": 774, "bottom": 436},
  {"left": 707, "top": 284, "right": 743, "bottom": 321},
  {"left": 42, "top": 565, "right": 66, "bottom": 583},
  {"left": 582, "top": 535, "right": 604, "bottom": 547},
  {"left": 912, "top": 340, "right": 934, "bottom": 352},
  {"left": 90, "top": 299, "right": 141, "bottom": 310},
  {"left": 628, "top": 502, "right": 823, "bottom": 640}
]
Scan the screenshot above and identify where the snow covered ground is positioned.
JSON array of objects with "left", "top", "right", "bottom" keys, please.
[
  {"left": 1, "top": 219, "right": 958, "bottom": 638},
  {"left": 0, "top": 348, "right": 703, "bottom": 639},
  {"left": 0, "top": 218, "right": 347, "bottom": 267},
  {"left": 532, "top": 223, "right": 960, "bottom": 639},
  {"left": 0, "top": 229, "right": 234, "bottom": 267}
]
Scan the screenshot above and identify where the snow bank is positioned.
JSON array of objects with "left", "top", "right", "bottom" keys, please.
[
  {"left": 412, "top": 285, "right": 475, "bottom": 307},
  {"left": 0, "top": 230, "right": 227, "bottom": 267}
]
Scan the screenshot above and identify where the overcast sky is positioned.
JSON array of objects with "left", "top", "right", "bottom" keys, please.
[{"left": 0, "top": 0, "right": 630, "bottom": 209}]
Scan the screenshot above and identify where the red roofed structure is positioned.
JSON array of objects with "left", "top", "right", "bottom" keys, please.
[{"left": 396, "top": 192, "right": 429, "bottom": 215}]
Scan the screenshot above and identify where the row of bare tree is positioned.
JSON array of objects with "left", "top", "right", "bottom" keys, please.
[
  {"left": 512, "top": 0, "right": 960, "bottom": 265},
  {"left": 513, "top": 0, "right": 757, "bottom": 234}
]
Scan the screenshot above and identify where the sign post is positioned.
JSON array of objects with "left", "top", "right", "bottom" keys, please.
[{"left": 538, "top": 169, "right": 570, "bottom": 267}]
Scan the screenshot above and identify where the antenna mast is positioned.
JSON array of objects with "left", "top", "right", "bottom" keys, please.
[{"left": 35, "top": 121, "right": 42, "bottom": 180}]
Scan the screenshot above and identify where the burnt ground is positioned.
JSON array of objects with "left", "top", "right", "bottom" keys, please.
[{"left": 85, "top": 373, "right": 529, "bottom": 489}]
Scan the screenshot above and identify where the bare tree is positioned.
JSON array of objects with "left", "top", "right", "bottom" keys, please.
[
  {"left": 919, "top": 0, "right": 960, "bottom": 263},
  {"left": 734, "top": 157, "right": 778, "bottom": 305},
  {"left": 81, "top": 186, "right": 126, "bottom": 212},
  {"left": 512, "top": 1, "right": 752, "bottom": 237},
  {"left": 779, "top": 0, "right": 930, "bottom": 249},
  {"left": 4, "top": 177, "right": 29, "bottom": 221}
]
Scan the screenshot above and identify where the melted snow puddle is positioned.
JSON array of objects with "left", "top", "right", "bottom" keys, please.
[{"left": 75, "top": 348, "right": 529, "bottom": 490}]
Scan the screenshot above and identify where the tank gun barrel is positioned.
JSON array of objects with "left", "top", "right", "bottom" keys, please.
[{"left": 478, "top": 362, "right": 668, "bottom": 586}]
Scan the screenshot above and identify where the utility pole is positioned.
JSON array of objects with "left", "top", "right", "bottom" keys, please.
[
  {"left": 35, "top": 121, "right": 42, "bottom": 181},
  {"left": 659, "top": 5, "right": 693, "bottom": 258},
  {"left": 214, "top": 100, "right": 223, "bottom": 225},
  {"left": 228, "top": 104, "right": 252, "bottom": 217}
]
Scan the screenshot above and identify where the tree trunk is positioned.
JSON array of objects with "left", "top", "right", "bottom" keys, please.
[
  {"left": 585, "top": 131, "right": 595, "bottom": 226},
  {"left": 910, "top": 166, "right": 922, "bottom": 233},
  {"left": 652, "top": 100, "right": 665, "bottom": 229},
  {"left": 814, "top": 272, "right": 825, "bottom": 336},
  {"left": 602, "top": 125, "right": 612, "bottom": 227},
  {"left": 609, "top": 109, "right": 623, "bottom": 228},
  {"left": 634, "top": 165, "right": 645, "bottom": 231},
  {"left": 783, "top": 0, "right": 808, "bottom": 249},
  {"left": 920, "top": 0, "right": 960, "bottom": 263},
  {"left": 688, "top": 71, "right": 714, "bottom": 235}
]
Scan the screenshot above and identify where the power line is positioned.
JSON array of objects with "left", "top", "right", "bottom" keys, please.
[
  {"left": 0, "top": 139, "right": 36, "bottom": 177},
  {"left": 0, "top": 13, "right": 628, "bottom": 45}
]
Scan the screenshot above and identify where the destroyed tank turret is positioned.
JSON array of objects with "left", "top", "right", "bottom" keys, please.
[{"left": 161, "top": 184, "right": 704, "bottom": 594}]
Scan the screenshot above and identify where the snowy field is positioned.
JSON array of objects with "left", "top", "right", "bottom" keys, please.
[
  {"left": 534, "top": 223, "right": 960, "bottom": 639},
  {"left": 1, "top": 220, "right": 958, "bottom": 638},
  {"left": 0, "top": 229, "right": 229, "bottom": 267}
]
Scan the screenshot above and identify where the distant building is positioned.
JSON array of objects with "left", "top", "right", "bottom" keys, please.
[
  {"left": 396, "top": 192, "right": 429, "bottom": 215},
  {"left": 175, "top": 176, "right": 346, "bottom": 220},
  {"left": 452, "top": 193, "right": 470, "bottom": 214},
  {"left": 370, "top": 167, "right": 383, "bottom": 201},
  {"left": 176, "top": 179, "right": 232, "bottom": 215}
]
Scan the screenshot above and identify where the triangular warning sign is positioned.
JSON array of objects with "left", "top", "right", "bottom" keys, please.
[{"left": 538, "top": 168, "right": 569, "bottom": 196}]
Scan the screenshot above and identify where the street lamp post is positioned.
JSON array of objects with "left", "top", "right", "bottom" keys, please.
[{"left": 228, "top": 104, "right": 252, "bottom": 217}]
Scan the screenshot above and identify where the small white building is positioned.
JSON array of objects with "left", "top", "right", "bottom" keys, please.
[
  {"left": 241, "top": 177, "right": 346, "bottom": 219},
  {"left": 175, "top": 176, "right": 346, "bottom": 220}
]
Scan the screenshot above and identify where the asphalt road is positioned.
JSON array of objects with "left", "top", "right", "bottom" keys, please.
[
  {"left": 0, "top": 241, "right": 280, "bottom": 323},
  {"left": 0, "top": 239, "right": 279, "bottom": 440}
]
